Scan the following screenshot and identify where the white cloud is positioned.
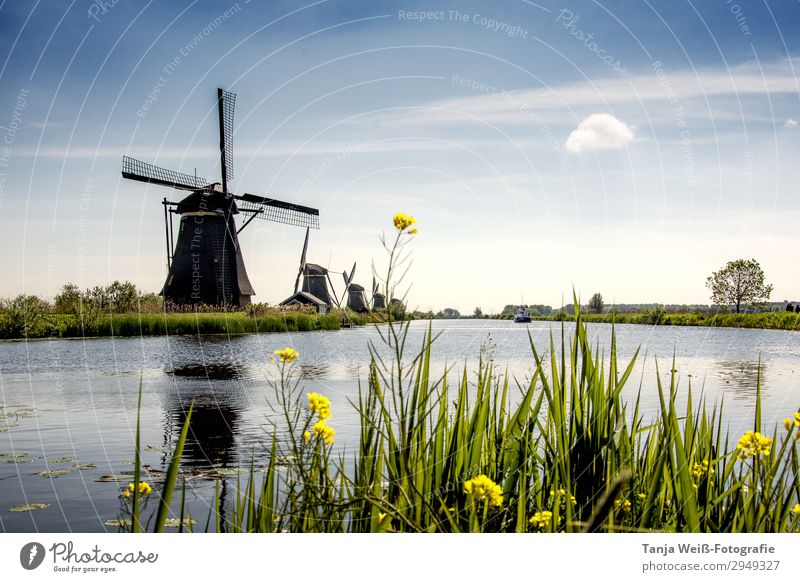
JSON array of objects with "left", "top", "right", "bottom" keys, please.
[
  {"left": 565, "top": 113, "right": 633, "bottom": 153},
  {"left": 786, "top": 118, "right": 798, "bottom": 129}
]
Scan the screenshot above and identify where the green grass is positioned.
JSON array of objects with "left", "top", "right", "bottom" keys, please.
[
  {"left": 0, "top": 309, "right": 378, "bottom": 339},
  {"left": 533, "top": 310, "right": 800, "bottom": 331},
  {"left": 124, "top": 306, "right": 800, "bottom": 533}
]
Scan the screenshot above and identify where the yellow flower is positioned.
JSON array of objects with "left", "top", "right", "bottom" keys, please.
[
  {"left": 614, "top": 499, "right": 632, "bottom": 513},
  {"left": 736, "top": 430, "right": 772, "bottom": 460},
  {"left": 306, "top": 392, "right": 332, "bottom": 419},
  {"left": 310, "top": 419, "right": 335, "bottom": 445},
  {"left": 408, "top": 228, "right": 418, "bottom": 235},
  {"left": 463, "top": 474, "right": 503, "bottom": 508},
  {"left": 393, "top": 212, "right": 416, "bottom": 232},
  {"left": 792, "top": 503, "right": 800, "bottom": 517},
  {"left": 123, "top": 481, "right": 152, "bottom": 497},
  {"left": 692, "top": 459, "right": 714, "bottom": 481},
  {"left": 529, "top": 510, "right": 556, "bottom": 530},
  {"left": 303, "top": 431, "right": 311, "bottom": 443},
  {"left": 795, "top": 411, "right": 800, "bottom": 427},
  {"left": 785, "top": 418, "right": 793, "bottom": 431},
  {"left": 549, "top": 487, "right": 576, "bottom": 505},
  {"left": 274, "top": 347, "right": 299, "bottom": 363}
]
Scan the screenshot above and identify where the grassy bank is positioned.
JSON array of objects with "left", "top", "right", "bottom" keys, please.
[
  {"left": 528, "top": 310, "right": 800, "bottom": 331},
  {"left": 0, "top": 309, "right": 378, "bottom": 339}
]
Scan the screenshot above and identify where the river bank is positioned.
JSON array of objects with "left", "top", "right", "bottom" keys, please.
[
  {"left": 503, "top": 311, "right": 800, "bottom": 331},
  {"left": 0, "top": 309, "right": 378, "bottom": 339}
]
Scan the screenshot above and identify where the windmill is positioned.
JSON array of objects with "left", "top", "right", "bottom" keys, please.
[
  {"left": 279, "top": 227, "right": 339, "bottom": 311},
  {"left": 371, "top": 277, "right": 386, "bottom": 310},
  {"left": 341, "top": 263, "right": 369, "bottom": 313},
  {"left": 121, "top": 88, "right": 319, "bottom": 306}
]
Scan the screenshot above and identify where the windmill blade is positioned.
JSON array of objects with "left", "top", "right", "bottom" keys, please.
[
  {"left": 236, "top": 193, "right": 319, "bottom": 229},
  {"left": 372, "top": 276, "right": 378, "bottom": 295},
  {"left": 348, "top": 262, "right": 356, "bottom": 286},
  {"left": 217, "top": 88, "right": 235, "bottom": 191},
  {"left": 326, "top": 272, "right": 341, "bottom": 308},
  {"left": 293, "top": 227, "right": 310, "bottom": 294},
  {"left": 122, "top": 156, "right": 212, "bottom": 191}
]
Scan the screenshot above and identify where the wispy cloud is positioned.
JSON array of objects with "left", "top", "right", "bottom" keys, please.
[{"left": 360, "top": 58, "right": 800, "bottom": 127}]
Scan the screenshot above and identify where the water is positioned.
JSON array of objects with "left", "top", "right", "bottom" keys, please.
[{"left": 1, "top": 320, "right": 798, "bottom": 532}]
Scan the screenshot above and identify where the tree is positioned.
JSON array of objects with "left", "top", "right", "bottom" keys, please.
[
  {"left": 588, "top": 293, "right": 604, "bottom": 314},
  {"left": 473, "top": 307, "right": 483, "bottom": 318},
  {"left": 435, "top": 308, "right": 460, "bottom": 319},
  {"left": 706, "top": 259, "right": 773, "bottom": 313},
  {"left": 54, "top": 283, "right": 82, "bottom": 314}
]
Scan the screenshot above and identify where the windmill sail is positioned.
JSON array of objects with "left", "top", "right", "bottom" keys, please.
[
  {"left": 237, "top": 194, "right": 319, "bottom": 229},
  {"left": 294, "top": 227, "right": 310, "bottom": 294},
  {"left": 122, "top": 156, "right": 212, "bottom": 191},
  {"left": 217, "top": 88, "right": 235, "bottom": 191}
]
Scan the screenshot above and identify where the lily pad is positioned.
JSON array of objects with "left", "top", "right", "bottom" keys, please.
[
  {"left": 38, "top": 469, "right": 74, "bottom": 478},
  {"left": 163, "top": 518, "right": 197, "bottom": 528},
  {"left": 0, "top": 424, "right": 20, "bottom": 432},
  {"left": 96, "top": 474, "right": 133, "bottom": 483},
  {"left": 74, "top": 463, "right": 96, "bottom": 470},
  {"left": 3, "top": 457, "right": 32, "bottom": 464},
  {"left": 104, "top": 519, "right": 132, "bottom": 527},
  {"left": 49, "top": 457, "right": 78, "bottom": 463},
  {"left": 118, "top": 460, "right": 137, "bottom": 465},
  {"left": 145, "top": 445, "right": 168, "bottom": 453},
  {"left": 0, "top": 453, "right": 28, "bottom": 458},
  {"left": 9, "top": 503, "right": 50, "bottom": 513}
]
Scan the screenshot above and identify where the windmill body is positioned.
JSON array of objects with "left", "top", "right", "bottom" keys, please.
[
  {"left": 164, "top": 188, "right": 254, "bottom": 305},
  {"left": 121, "top": 89, "right": 319, "bottom": 307},
  {"left": 346, "top": 283, "right": 369, "bottom": 312},
  {"left": 301, "top": 263, "right": 333, "bottom": 306}
]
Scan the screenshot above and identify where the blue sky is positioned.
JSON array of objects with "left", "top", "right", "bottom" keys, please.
[{"left": 1, "top": 0, "right": 799, "bottom": 312}]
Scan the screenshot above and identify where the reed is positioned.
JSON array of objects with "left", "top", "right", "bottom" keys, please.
[{"left": 125, "top": 214, "right": 800, "bottom": 533}]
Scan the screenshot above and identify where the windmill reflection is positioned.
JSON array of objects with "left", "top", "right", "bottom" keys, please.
[
  {"left": 159, "top": 351, "right": 248, "bottom": 532},
  {"left": 164, "top": 362, "right": 242, "bottom": 468}
]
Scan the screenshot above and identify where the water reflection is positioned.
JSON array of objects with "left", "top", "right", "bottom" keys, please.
[
  {"left": 169, "top": 362, "right": 241, "bottom": 380},
  {"left": 712, "top": 359, "right": 766, "bottom": 398},
  {"left": 297, "top": 363, "right": 330, "bottom": 379},
  {"left": 161, "top": 361, "right": 247, "bottom": 469}
]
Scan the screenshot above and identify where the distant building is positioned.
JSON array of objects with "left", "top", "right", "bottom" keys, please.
[{"left": 279, "top": 291, "right": 329, "bottom": 314}]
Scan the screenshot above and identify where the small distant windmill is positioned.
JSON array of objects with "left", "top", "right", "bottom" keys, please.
[
  {"left": 371, "top": 277, "right": 386, "bottom": 310},
  {"left": 341, "top": 263, "right": 369, "bottom": 312},
  {"left": 279, "top": 227, "right": 339, "bottom": 312},
  {"left": 121, "top": 88, "right": 319, "bottom": 306}
]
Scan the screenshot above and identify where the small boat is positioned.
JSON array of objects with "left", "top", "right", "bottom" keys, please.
[{"left": 513, "top": 306, "right": 531, "bottom": 323}]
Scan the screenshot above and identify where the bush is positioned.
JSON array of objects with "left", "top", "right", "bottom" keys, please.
[{"left": 0, "top": 294, "right": 53, "bottom": 338}]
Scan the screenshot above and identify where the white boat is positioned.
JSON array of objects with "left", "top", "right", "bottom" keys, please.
[{"left": 513, "top": 306, "right": 532, "bottom": 323}]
